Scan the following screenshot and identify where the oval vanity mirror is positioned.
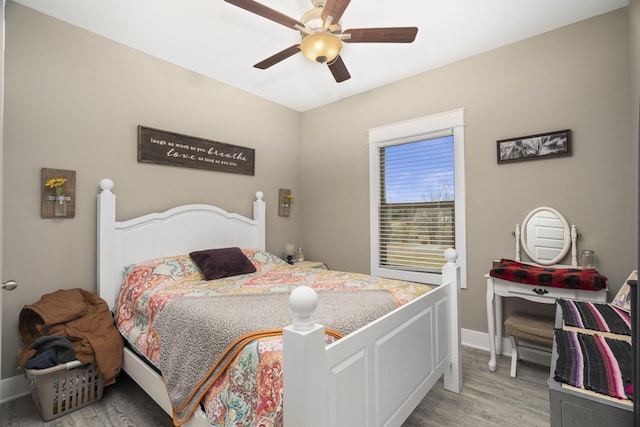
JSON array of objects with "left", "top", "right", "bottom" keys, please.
[{"left": 520, "top": 206, "right": 571, "bottom": 266}]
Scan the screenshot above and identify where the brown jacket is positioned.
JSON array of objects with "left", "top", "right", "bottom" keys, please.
[{"left": 18, "top": 288, "right": 123, "bottom": 386}]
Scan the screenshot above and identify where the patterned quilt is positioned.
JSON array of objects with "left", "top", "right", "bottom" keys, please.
[{"left": 114, "top": 249, "right": 432, "bottom": 427}]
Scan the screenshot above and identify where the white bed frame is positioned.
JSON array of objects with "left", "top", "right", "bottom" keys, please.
[{"left": 96, "top": 178, "right": 462, "bottom": 427}]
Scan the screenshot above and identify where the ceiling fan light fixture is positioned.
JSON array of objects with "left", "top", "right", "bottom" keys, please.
[{"left": 300, "top": 33, "right": 342, "bottom": 64}]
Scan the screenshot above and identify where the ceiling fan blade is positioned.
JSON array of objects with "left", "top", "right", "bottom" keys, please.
[
  {"left": 343, "top": 27, "right": 418, "bottom": 43},
  {"left": 321, "top": 0, "right": 351, "bottom": 24},
  {"left": 224, "top": 0, "right": 304, "bottom": 29},
  {"left": 254, "top": 45, "right": 301, "bottom": 69},
  {"left": 328, "top": 56, "right": 351, "bottom": 83}
]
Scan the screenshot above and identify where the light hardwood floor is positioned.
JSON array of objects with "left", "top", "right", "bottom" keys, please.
[
  {"left": 403, "top": 347, "right": 550, "bottom": 426},
  {"left": 1, "top": 346, "right": 550, "bottom": 426}
]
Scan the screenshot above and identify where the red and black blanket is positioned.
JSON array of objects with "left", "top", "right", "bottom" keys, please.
[{"left": 489, "top": 259, "right": 607, "bottom": 291}]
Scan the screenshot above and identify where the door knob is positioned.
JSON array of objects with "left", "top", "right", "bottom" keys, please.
[{"left": 2, "top": 280, "right": 17, "bottom": 290}]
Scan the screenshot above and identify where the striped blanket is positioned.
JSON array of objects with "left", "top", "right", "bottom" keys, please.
[
  {"left": 554, "top": 329, "right": 632, "bottom": 400},
  {"left": 557, "top": 298, "right": 631, "bottom": 336}
]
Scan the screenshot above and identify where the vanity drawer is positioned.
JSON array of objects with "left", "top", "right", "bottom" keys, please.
[{"left": 502, "top": 281, "right": 607, "bottom": 303}]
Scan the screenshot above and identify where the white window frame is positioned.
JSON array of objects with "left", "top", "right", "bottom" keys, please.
[{"left": 368, "top": 108, "right": 467, "bottom": 288}]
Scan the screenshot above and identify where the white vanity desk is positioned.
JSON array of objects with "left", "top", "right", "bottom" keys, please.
[{"left": 486, "top": 207, "right": 608, "bottom": 372}]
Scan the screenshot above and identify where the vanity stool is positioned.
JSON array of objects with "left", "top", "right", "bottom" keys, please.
[{"left": 504, "top": 311, "right": 554, "bottom": 377}]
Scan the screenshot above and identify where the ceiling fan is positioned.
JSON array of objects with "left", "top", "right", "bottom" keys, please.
[{"left": 224, "top": 0, "right": 418, "bottom": 83}]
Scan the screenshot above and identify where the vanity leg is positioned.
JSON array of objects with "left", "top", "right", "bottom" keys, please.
[
  {"left": 495, "top": 294, "right": 503, "bottom": 356},
  {"left": 486, "top": 277, "right": 497, "bottom": 372}
]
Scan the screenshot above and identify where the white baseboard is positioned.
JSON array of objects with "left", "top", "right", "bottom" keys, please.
[
  {"left": 0, "top": 328, "right": 550, "bottom": 404},
  {"left": 0, "top": 372, "right": 30, "bottom": 404}
]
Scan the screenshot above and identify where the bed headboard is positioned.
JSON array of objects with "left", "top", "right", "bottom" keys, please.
[{"left": 96, "top": 178, "right": 266, "bottom": 308}]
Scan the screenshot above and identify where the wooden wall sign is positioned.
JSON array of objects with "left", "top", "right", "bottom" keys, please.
[{"left": 138, "top": 126, "right": 255, "bottom": 175}]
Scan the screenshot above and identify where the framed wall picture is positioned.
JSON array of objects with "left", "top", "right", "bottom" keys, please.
[
  {"left": 611, "top": 270, "right": 637, "bottom": 312},
  {"left": 497, "top": 129, "right": 571, "bottom": 164}
]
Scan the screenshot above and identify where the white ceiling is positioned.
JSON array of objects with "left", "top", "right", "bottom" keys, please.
[{"left": 13, "top": 0, "right": 629, "bottom": 112}]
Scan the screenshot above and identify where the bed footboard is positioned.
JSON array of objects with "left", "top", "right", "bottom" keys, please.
[{"left": 284, "top": 249, "right": 461, "bottom": 427}]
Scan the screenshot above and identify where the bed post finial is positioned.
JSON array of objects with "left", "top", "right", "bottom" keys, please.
[
  {"left": 444, "top": 247, "right": 458, "bottom": 263},
  {"left": 289, "top": 286, "right": 318, "bottom": 331},
  {"left": 255, "top": 191, "right": 264, "bottom": 200},
  {"left": 100, "top": 178, "right": 114, "bottom": 192}
]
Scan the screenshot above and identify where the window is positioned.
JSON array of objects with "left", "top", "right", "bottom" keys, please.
[
  {"left": 369, "top": 109, "right": 466, "bottom": 288},
  {"left": 380, "top": 136, "right": 455, "bottom": 270}
]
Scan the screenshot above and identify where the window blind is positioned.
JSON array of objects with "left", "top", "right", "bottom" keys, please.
[{"left": 378, "top": 136, "right": 455, "bottom": 272}]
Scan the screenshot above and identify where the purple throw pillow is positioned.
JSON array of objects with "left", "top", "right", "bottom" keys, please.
[{"left": 189, "top": 247, "right": 256, "bottom": 280}]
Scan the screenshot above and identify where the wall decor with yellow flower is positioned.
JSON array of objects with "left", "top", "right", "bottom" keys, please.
[
  {"left": 278, "top": 188, "right": 293, "bottom": 217},
  {"left": 41, "top": 168, "right": 76, "bottom": 218}
]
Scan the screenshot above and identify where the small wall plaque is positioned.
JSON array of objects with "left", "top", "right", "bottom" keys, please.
[
  {"left": 41, "top": 168, "right": 76, "bottom": 218},
  {"left": 278, "top": 188, "right": 291, "bottom": 217}
]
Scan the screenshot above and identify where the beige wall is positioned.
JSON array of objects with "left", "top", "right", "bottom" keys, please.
[
  {"left": 301, "top": 8, "right": 635, "bottom": 329},
  {"left": 1, "top": 3, "right": 302, "bottom": 379},
  {"left": 1, "top": 3, "right": 637, "bottom": 381}
]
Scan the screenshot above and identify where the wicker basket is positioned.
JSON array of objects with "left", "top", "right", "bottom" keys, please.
[{"left": 24, "top": 360, "right": 104, "bottom": 421}]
